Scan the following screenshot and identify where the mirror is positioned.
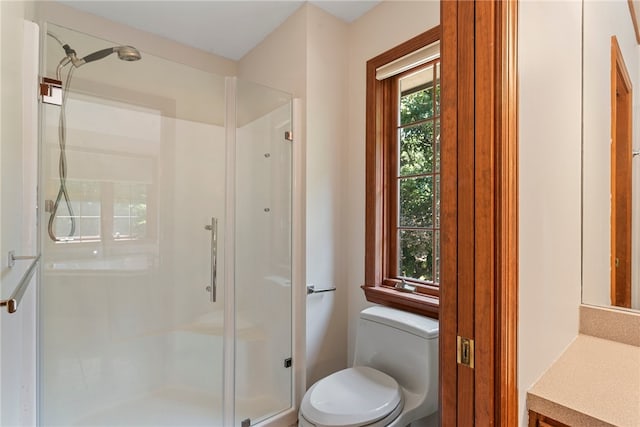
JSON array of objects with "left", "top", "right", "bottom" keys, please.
[{"left": 583, "top": 0, "right": 640, "bottom": 311}]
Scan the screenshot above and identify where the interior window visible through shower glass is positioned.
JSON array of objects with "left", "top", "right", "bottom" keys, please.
[
  {"left": 54, "top": 180, "right": 101, "bottom": 241},
  {"left": 46, "top": 89, "right": 158, "bottom": 243},
  {"left": 54, "top": 180, "right": 149, "bottom": 242},
  {"left": 113, "top": 182, "right": 148, "bottom": 240}
]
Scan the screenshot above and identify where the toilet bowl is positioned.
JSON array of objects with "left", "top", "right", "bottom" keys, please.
[
  {"left": 299, "top": 366, "right": 404, "bottom": 427},
  {"left": 299, "top": 306, "right": 439, "bottom": 427}
]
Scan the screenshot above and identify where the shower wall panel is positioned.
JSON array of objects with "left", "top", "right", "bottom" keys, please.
[{"left": 40, "top": 23, "right": 227, "bottom": 426}]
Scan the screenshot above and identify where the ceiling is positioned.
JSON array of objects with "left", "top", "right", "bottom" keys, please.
[{"left": 58, "top": 1, "right": 381, "bottom": 60}]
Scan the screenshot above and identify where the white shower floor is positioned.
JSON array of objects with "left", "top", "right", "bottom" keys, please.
[{"left": 72, "top": 386, "right": 288, "bottom": 427}]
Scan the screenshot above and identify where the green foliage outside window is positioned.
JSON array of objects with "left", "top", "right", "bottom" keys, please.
[{"left": 398, "top": 77, "right": 440, "bottom": 283}]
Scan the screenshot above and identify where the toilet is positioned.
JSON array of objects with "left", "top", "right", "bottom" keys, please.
[{"left": 299, "top": 305, "right": 439, "bottom": 427}]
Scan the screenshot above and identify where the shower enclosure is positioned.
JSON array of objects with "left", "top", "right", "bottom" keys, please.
[{"left": 39, "top": 23, "right": 293, "bottom": 426}]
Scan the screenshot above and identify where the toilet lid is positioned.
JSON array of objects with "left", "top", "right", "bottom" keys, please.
[{"left": 301, "top": 366, "right": 403, "bottom": 427}]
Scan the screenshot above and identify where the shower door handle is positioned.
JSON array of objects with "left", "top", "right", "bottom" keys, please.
[{"left": 204, "top": 217, "right": 218, "bottom": 303}]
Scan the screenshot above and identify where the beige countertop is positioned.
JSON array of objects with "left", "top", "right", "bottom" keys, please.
[{"left": 527, "top": 334, "right": 640, "bottom": 426}]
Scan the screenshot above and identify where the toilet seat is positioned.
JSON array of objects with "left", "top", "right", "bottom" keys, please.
[{"left": 300, "top": 366, "right": 404, "bottom": 427}]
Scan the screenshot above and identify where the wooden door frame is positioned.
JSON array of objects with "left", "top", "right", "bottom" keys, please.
[
  {"left": 440, "top": 1, "right": 519, "bottom": 425},
  {"left": 610, "top": 35, "right": 633, "bottom": 308}
]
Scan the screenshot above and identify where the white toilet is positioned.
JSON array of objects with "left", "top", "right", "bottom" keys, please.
[{"left": 299, "top": 305, "right": 439, "bottom": 427}]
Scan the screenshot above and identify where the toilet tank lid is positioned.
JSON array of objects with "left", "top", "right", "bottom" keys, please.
[{"left": 361, "top": 306, "right": 439, "bottom": 339}]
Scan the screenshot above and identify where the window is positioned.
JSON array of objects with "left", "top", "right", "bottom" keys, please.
[
  {"left": 55, "top": 181, "right": 102, "bottom": 242},
  {"left": 395, "top": 62, "right": 440, "bottom": 285},
  {"left": 363, "top": 27, "right": 441, "bottom": 318},
  {"left": 113, "top": 182, "right": 148, "bottom": 240},
  {"left": 53, "top": 180, "right": 150, "bottom": 243}
]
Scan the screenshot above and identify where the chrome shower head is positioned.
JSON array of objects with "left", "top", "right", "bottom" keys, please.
[
  {"left": 79, "top": 45, "right": 142, "bottom": 66},
  {"left": 115, "top": 46, "right": 142, "bottom": 62},
  {"left": 61, "top": 44, "right": 142, "bottom": 68}
]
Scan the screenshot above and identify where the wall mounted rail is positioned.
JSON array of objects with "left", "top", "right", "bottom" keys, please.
[
  {"left": 306, "top": 284, "right": 337, "bottom": 295},
  {"left": 1, "top": 252, "right": 41, "bottom": 314}
]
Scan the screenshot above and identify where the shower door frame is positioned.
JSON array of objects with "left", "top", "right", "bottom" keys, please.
[{"left": 224, "top": 78, "right": 305, "bottom": 427}]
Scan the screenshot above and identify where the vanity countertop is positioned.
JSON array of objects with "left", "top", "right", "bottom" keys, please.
[{"left": 527, "top": 334, "right": 640, "bottom": 426}]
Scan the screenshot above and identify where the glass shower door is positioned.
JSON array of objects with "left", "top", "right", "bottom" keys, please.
[
  {"left": 39, "top": 23, "right": 226, "bottom": 426},
  {"left": 234, "top": 80, "right": 293, "bottom": 425}
]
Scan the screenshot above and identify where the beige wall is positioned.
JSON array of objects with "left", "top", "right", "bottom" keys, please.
[
  {"left": 345, "top": 0, "right": 441, "bottom": 364},
  {"left": 518, "top": 1, "right": 582, "bottom": 425},
  {"left": 238, "top": 3, "right": 351, "bottom": 388},
  {"left": 238, "top": 5, "right": 307, "bottom": 98},
  {"left": 304, "top": 5, "right": 349, "bottom": 386}
]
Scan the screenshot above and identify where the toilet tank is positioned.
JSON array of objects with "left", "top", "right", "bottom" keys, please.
[{"left": 353, "top": 306, "right": 439, "bottom": 395}]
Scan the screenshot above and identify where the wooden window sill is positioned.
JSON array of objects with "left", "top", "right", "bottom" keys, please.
[{"left": 361, "top": 285, "right": 439, "bottom": 319}]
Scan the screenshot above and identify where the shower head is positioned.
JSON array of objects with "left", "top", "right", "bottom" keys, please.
[
  {"left": 79, "top": 45, "right": 142, "bottom": 66},
  {"left": 115, "top": 46, "right": 142, "bottom": 62},
  {"left": 62, "top": 44, "right": 142, "bottom": 68}
]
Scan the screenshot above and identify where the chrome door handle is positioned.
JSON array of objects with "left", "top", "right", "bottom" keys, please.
[{"left": 204, "top": 217, "right": 218, "bottom": 302}]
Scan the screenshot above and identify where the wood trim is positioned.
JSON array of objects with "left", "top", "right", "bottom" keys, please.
[
  {"left": 628, "top": 1, "right": 640, "bottom": 45},
  {"left": 495, "top": 0, "right": 519, "bottom": 424},
  {"left": 365, "top": 27, "right": 441, "bottom": 288},
  {"left": 475, "top": 0, "right": 497, "bottom": 422},
  {"left": 612, "top": 36, "right": 633, "bottom": 90},
  {"left": 456, "top": 0, "right": 476, "bottom": 424},
  {"left": 610, "top": 36, "right": 633, "bottom": 308},
  {"left": 364, "top": 26, "right": 442, "bottom": 317},
  {"left": 528, "top": 410, "right": 571, "bottom": 427},
  {"left": 440, "top": 0, "right": 518, "bottom": 424},
  {"left": 365, "top": 57, "right": 383, "bottom": 287},
  {"left": 361, "top": 286, "right": 439, "bottom": 318},
  {"left": 439, "top": 0, "right": 459, "bottom": 423}
]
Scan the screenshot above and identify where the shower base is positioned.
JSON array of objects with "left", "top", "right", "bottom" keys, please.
[{"left": 71, "top": 386, "right": 288, "bottom": 426}]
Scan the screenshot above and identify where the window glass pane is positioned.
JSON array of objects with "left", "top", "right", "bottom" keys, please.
[
  {"left": 113, "top": 217, "right": 131, "bottom": 239},
  {"left": 113, "top": 183, "right": 148, "bottom": 239},
  {"left": 400, "top": 65, "right": 435, "bottom": 125},
  {"left": 398, "top": 229, "right": 434, "bottom": 281},
  {"left": 399, "top": 123, "right": 434, "bottom": 176},
  {"left": 114, "top": 202, "right": 130, "bottom": 217},
  {"left": 54, "top": 181, "right": 102, "bottom": 241},
  {"left": 55, "top": 216, "right": 73, "bottom": 238},
  {"left": 83, "top": 201, "right": 100, "bottom": 216},
  {"left": 400, "top": 88, "right": 433, "bottom": 125},
  {"left": 80, "top": 217, "right": 100, "bottom": 238},
  {"left": 399, "top": 176, "right": 433, "bottom": 227},
  {"left": 69, "top": 201, "right": 82, "bottom": 218},
  {"left": 131, "top": 216, "right": 147, "bottom": 238}
]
